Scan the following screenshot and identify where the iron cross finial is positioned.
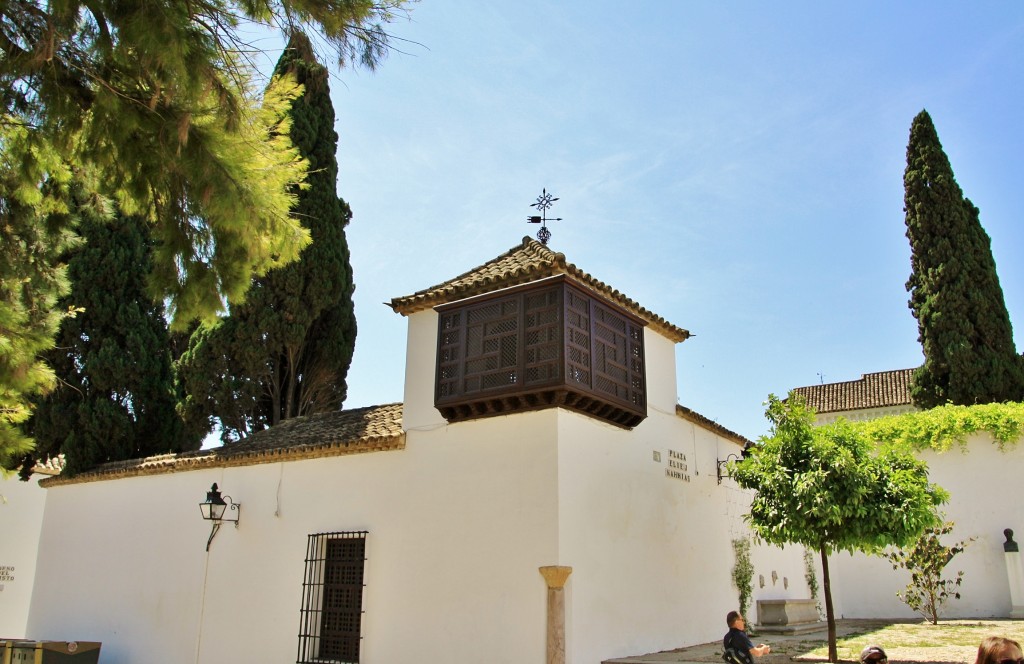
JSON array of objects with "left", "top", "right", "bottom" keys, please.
[{"left": 527, "top": 188, "right": 563, "bottom": 245}]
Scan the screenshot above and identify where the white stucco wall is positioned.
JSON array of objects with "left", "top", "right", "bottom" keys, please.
[
  {"left": 645, "top": 328, "right": 679, "bottom": 414},
  {"left": 25, "top": 304, "right": 811, "bottom": 663},
  {"left": 829, "top": 432, "right": 1024, "bottom": 619},
  {"left": 402, "top": 308, "right": 445, "bottom": 431},
  {"left": 815, "top": 405, "right": 917, "bottom": 425},
  {"left": 0, "top": 473, "right": 49, "bottom": 637},
  {"left": 27, "top": 411, "right": 560, "bottom": 664},
  {"left": 554, "top": 403, "right": 807, "bottom": 664}
]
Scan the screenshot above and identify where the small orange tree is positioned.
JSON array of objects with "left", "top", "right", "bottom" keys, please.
[
  {"left": 733, "top": 394, "right": 947, "bottom": 662},
  {"left": 884, "top": 521, "right": 973, "bottom": 624}
]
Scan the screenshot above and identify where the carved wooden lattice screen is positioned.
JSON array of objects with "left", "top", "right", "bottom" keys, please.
[
  {"left": 565, "top": 287, "right": 592, "bottom": 387},
  {"left": 435, "top": 278, "right": 646, "bottom": 427},
  {"left": 437, "top": 310, "right": 463, "bottom": 400},
  {"left": 437, "top": 286, "right": 564, "bottom": 402},
  {"left": 523, "top": 287, "right": 561, "bottom": 386},
  {"left": 465, "top": 296, "right": 520, "bottom": 392},
  {"left": 566, "top": 287, "right": 646, "bottom": 409},
  {"left": 297, "top": 531, "right": 366, "bottom": 664},
  {"left": 593, "top": 301, "right": 646, "bottom": 408}
]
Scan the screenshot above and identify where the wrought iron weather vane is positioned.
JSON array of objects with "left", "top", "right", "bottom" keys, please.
[{"left": 528, "top": 188, "right": 562, "bottom": 245}]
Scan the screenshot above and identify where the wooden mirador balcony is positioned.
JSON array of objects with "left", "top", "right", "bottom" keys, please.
[{"left": 434, "top": 276, "right": 647, "bottom": 429}]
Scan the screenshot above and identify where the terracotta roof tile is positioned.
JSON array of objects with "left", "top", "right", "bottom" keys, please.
[
  {"left": 389, "top": 236, "right": 692, "bottom": 343},
  {"left": 675, "top": 405, "right": 752, "bottom": 447},
  {"left": 790, "top": 369, "right": 915, "bottom": 414},
  {"left": 41, "top": 403, "right": 405, "bottom": 487},
  {"left": 38, "top": 401, "right": 754, "bottom": 486}
]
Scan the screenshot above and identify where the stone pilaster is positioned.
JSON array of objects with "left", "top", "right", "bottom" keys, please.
[{"left": 539, "top": 566, "right": 572, "bottom": 664}]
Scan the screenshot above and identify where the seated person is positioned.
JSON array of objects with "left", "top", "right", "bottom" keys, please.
[{"left": 724, "top": 611, "right": 770, "bottom": 664}]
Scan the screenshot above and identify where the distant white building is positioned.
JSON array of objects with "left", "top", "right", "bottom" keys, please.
[
  {"left": 790, "top": 371, "right": 1023, "bottom": 620},
  {"left": 14, "top": 237, "right": 809, "bottom": 664}
]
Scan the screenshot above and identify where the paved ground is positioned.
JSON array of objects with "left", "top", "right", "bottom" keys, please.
[{"left": 603, "top": 620, "right": 882, "bottom": 664}]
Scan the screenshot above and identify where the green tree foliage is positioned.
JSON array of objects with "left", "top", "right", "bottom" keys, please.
[
  {"left": 904, "top": 110, "right": 1024, "bottom": 408},
  {"left": 0, "top": 123, "right": 78, "bottom": 470},
  {"left": 0, "top": 0, "right": 409, "bottom": 463},
  {"left": 177, "top": 32, "right": 357, "bottom": 442},
  {"left": 732, "top": 394, "right": 946, "bottom": 662},
  {"left": 17, "top": 208, "right": 201, "bottom": 476},
  {"left": 883, "top": 520, "right": 973, "bottom": 624}
]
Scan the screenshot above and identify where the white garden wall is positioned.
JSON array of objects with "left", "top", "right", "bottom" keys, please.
[
  {"left": 555, "top": 385, "right": 808, "bottom": 660},
  {"left": 0, "top": 473, "right": 49, "bottom": 637},
  {"left": 23, "top": 304, "right": 812, "bottom": 663},
  {"left": 829, "top": 432, "right": 1024, "bottom": 619},
  {"left": 27, "top": 411, "right": 560, "bottom": 664}
]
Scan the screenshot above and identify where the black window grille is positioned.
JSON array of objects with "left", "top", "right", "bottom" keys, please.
[{"left": 297, "top": 531, "right": 367, "bottom": 664}]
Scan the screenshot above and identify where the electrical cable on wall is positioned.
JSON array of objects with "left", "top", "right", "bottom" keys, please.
[{"left": 274, "top": 462, "right": 285, "bottom": 517}]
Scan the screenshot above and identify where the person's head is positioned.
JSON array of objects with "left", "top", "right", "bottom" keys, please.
[
  {"left": 975, "top": 637, "right": 1023, "bottom": 664},
  {"left": 726, "top": 611, "right": 744, "bottom": 628},
  {"left": 860, "top": 645, "right": 888, "bottom": 664}
]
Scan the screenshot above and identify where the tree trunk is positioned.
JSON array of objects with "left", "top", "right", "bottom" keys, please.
[
  {"left": 820, "top": 545, "right": 837, "bottom": 663},
  {"left": 928, "top": 585, "right": 938, "bottom": 624}
]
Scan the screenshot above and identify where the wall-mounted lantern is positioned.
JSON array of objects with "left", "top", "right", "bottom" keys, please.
[
  {"left": 199, "top": 483, "right": 240, "bottom": 551},
  {"left": 716, "top": 443, "right": 756, "bottom": 485},
  {"left": 716, "top": 454, "right": 742, "bottom": 485}
]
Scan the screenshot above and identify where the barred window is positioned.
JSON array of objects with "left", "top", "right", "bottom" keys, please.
[{"left": 297, "top": 531, "right": 367, "bottom": 664}]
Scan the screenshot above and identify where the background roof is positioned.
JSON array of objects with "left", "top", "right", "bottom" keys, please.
[{"left": 791, "top": 369, "right": 914, "bottom": 414}]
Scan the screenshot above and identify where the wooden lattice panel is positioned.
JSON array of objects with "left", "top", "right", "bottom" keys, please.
[
  {"left": 524, "top": 288, "right": 562, "bottom": 386},
  {"left": 565, "top": 287, "right": 592, "bottom": 388},
  {"left": 437, "top": 310, "right": 463, "bottom": 399},
  {"left": 434, "top": 277, "right": 647, "bottom": 428}
]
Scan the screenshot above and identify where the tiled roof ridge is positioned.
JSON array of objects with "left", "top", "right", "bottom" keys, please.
[
  {"left": 790, "top": 368, "right": 915, "bottom": 414},
  {"left": 40, "top": 403, "right": 405, "bottom": 487},
  {"left": 860, "top": 368, "right": 913, "bottom": 380},
  {"left": 674, "top": 404, "right": 752, "bottom": 446},
  {"left": 390, "top": 236, "right": 691, "bottom": 343},
  {"left": 798, "top": 368, "right": 913, "bottom": 390},
  {"left": 393, "top": 237, "right": 561, "bottom": 305}
]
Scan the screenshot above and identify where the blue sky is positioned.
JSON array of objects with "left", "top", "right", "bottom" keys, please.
[{"left": 280, "top": 1, "right": 1024, "bottom": 441}]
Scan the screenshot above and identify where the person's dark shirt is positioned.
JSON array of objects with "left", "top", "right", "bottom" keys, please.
[{"left": 725, "top": 626, "right": 755, "bottom": 664}]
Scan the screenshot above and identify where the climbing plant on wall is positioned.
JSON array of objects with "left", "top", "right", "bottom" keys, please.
[
  {"left": 732, "top": 537, "right": 754, "bottom": 620},
  {"left": 856, "top": 401, "right": 1024, "bottom": 453},
  {"left": 803, "top": 549, "right": 821, "bottom": 618}
]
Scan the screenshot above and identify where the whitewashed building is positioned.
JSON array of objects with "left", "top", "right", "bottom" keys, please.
[
  {"left": 792, "top": 371, "right": 1024, "bottom": 619},
  {"left": 0, "top": 464, "right": 59, "bottom": 639},
  {"left": 15, "top": 237, "right": 810, "bottom": 664}
]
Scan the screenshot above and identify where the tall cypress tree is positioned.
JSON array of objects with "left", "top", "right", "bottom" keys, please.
[
  {"left": 904, "top": 109, "right": 1023, "bottom": 408},
  {"left": 177, "top": 32, "right": 358, "bottom": 442},
  {"left": 25, "top": 206, "right": 199, "bottom": 476}
]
